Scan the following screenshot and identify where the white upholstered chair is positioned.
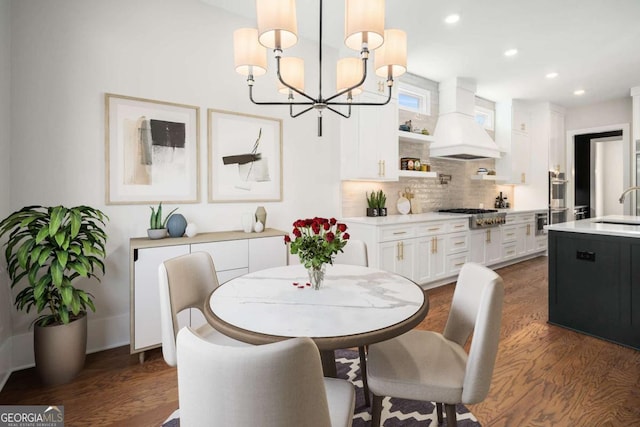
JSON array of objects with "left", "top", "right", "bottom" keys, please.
[
  {"left": 158, "top": 251, "right": 249, "bottom": 367},
  {"left": 366, "top": 262, "right": 504, "bottom": 427},
  {"left": 176, "top": 327, "right": 356, "bottom": 427}
]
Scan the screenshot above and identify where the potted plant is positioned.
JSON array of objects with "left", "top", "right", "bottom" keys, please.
[
  {"left": 377, "top": 190, "right": 388, "bottom": 216},
  {"left": 366, "top": 191, "right": 379, "bottom": 217},
  {"left": 148, "top": 202, "right": 177, "bottom": 239},
  {"left": 0, "top": 205, "right": 108, "bottom": 385}
]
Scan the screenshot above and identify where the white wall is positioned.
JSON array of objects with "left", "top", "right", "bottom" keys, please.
[
  {"left": 8, "top": 0, "right": 342, "bottom": 365},
  {"left": 565, "top": 98, "right": 632, "bottom": 132},
  {"left": 0, "top": 0, "right": 12, "bottom": 387}
]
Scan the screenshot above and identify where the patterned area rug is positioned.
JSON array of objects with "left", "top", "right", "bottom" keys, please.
[{"left": 162, "top": 349, "right": 481, "bottom": 426}]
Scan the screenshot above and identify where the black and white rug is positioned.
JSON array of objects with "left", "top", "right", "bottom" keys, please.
[{"left": 162, "top": 349, "right": 481, "bottom": 426}]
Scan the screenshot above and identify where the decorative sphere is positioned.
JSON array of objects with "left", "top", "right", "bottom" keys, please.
[
  {"left": 185, "top": 222, "right": 198, "bottom": 238},
  {"left": 254, "top": 220, "right": 264, "bottom": 233},
  {"left": 167, "top": 214, "right": 187, "bottom": 237}
]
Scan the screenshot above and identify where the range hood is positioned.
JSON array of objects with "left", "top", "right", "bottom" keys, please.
[{"left": 430, "top": 77, "right": 501, "bottom": 160}]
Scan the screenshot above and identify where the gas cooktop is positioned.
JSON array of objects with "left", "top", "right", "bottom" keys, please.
[{"left": 439, "top": 208, "right": 506, "bottom": 228}]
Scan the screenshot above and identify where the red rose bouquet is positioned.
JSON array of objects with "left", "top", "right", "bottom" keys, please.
[{"left": 284, "top": 217, "right": 350, "bottom": 270}]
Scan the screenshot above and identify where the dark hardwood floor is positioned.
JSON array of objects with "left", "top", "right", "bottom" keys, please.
[{"left": 1, "top": 256, "right": 639, "bottom": 426}]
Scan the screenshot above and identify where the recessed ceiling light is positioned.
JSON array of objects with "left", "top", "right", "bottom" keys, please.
[
  {"left": 546, "top": 72, "right": 558, "bottom": 79},
  {"left": 444, "top": 14, "right": 460, "bottom": 24},
  {"left": 504, "top": 48, "right": 518, "bottom": 57},
  {"left": 574, "top": 89, "right": 585, "bottom": 96}
]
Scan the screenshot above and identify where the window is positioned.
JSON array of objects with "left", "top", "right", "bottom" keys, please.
[
  {"left": 397, "top": 83, "right": 431, "bottom": 115},
  {"left": 474, "top": 105, "right": 495, "bottom": 131}
]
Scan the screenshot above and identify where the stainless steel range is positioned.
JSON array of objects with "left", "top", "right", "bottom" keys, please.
[{"left": 439, "top": 208, "right": 507, "bottom": 229}]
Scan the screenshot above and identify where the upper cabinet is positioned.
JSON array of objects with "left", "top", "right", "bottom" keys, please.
[
  {"left": 340, "top": 91, "right": 399, "bottom": 181},
  {"left": 495, "top": 101, "right": 531, "bottom": 184}
]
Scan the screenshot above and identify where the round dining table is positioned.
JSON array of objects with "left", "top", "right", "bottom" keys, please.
[{"left": 204, "top": 263, "right": 429, "bottom": 377}]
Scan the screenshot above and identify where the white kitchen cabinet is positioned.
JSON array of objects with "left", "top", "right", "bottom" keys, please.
[
  {"left": 495, "top": 101, "right": 532, "bottom": 184},
  {"left": 470, "top": 228, "right": 502, "bottom": 265},
  {"left": 129, "top": 229, "right": 287, "bottom": 360},
  {"left": 379, "top": 239, "right": 415, "bottom": 279},
  {"left": 340, "top": 91, "right": 398, "bottom": 181}
]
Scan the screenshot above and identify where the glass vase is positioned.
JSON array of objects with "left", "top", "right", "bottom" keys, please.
[{"left": 307, "top": 264, "right": 326, "bottom": 290}]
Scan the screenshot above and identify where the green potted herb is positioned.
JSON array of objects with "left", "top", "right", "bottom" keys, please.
[
  {"left": 148, "top": 202, "right": 177, "bottom": 239},
  {"left": 0, "top": 205, "right": 108, "bottom": 385},
  {"left": 366, "top": 191, "right": 379, "bottom": 217},
  {"left": 377, "top": 190, "right": 388, "bottom": 216}
]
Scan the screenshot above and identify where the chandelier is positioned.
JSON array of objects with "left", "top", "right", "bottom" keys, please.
[{"left": 233, "top": 0, "right": 407, "bottom": 136}]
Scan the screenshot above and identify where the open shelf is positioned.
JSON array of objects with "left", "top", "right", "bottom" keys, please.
[
  {"left": 399, "top": 170, "right": 438, "bottom": 178},
  {"left": 470, "top": 174, "right": 509, "bottom": 181},
  {"left": 398, "top": 130, "right": 435, "bottom": 144}
]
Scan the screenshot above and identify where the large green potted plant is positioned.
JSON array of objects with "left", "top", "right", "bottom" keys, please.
[{"left": 0, "top": 205, "right": 108, "bottom": 385}]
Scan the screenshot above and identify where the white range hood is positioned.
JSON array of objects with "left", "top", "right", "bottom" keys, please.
[{"left": 430, "top": 77, "right": 501, "bottom": 160}]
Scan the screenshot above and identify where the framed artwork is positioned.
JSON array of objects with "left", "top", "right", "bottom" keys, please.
[
  {"left": 208, "top": 109, "right": 282, "bottom": 202},
  {"left": 105, "top": 93, "right": 200, "bottom": 204}
]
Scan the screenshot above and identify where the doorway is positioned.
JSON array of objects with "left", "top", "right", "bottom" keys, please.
[{"left": 566, "top": 124, "right": 631, "bottom": 218}]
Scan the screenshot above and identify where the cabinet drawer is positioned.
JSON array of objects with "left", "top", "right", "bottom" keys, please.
[
  {"left": 380, "top": 226, "right": 415, "bottom": 242},
  {"left": 502, "top": 225, "right": 518, "bottom": 243},
  {"left": 447, "top": 219, "right": 469, "bottom": 233},
  {"left": 446, "top": 231, "right": 469, "bottom": 254},
  {"left": 192, "top": 240, "right": 249, "bottom": 271},
  {"left": 415, "top": 221, "right": 447, "bottom": 237},
  {"left": 502, "top": 243, "right": 518, "bottom": 260},
  {"left": 506, "top": 213, "right": 535, "bottom": 224},
  {"left": 536, "top": 236, "right": 548, "bottom": 250},
  {"left": 446, "top": 252, "right": 469, "bottom": 275}
]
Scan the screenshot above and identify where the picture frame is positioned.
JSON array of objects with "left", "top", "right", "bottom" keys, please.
[
  {"left": 208, "top": 109, "right": 282, "bottom": 203},
  {"left": 105, "top": 93, "right": 200, "bottom": 205}
]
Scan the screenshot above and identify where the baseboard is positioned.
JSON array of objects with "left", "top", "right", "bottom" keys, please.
[{"left": 10, "top": 312, "right": 130, "bottom": 372}]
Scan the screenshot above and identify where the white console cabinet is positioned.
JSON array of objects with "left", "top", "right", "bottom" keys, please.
[{"left": 130, "top": 229, "right": 287, "bottom": 360}]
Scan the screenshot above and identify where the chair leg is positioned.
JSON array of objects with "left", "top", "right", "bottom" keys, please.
[
  {"left": 358, "top": 346, "right": 370, "bottom": 407},
  {"left": 371, "top": 394, "right": 383, "bottom": 427},
  {"left": 436, "top": 402, "right": 443, "bottom": 424},
  {"left": 444, "top": 403, "right": 457, "bottom": 427}
]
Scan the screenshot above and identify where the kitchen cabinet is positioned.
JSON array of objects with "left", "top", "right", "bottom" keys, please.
[
  {"left": 130, "top": 229, "right": 287, "bottom": 360},
  {"left": 340, "top": 91, "right": 398, "bottom": 181},
  {"left": 470, "top": 228, "right": 501, "bottom": 265},
  {"left": 495, "top": 101, "right": 531, "bottom": 184},
  {"left": 548, "top": 230, "right": 639, "bottom": 349},
  {"left": 379, "top": 238, "right": 415, "bottom": 279}
]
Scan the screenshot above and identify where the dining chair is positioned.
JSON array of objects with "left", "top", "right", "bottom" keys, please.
[
  {"left": 176, "top": 327, "right": 356, "bottom": 427},
  {"left": 366, "top": 262, "right": 504, "bottom": 427},
  {"left": 334, "top": 239, "right": 371, "bottom": 405},
  {"left": 158, "top": 251, "right": 249, "bottom": 367}
]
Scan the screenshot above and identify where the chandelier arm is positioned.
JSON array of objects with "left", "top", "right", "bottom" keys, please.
[
  {"left": 249, "top": 85, "right": 314, "bottom": 106},
  {"left": 325, "top": 105, "right": 351, "bottom": 119},
  {"left": 290, "top": 105, "right": 315, "bottom": 118},
  {"left": 275, "top": 55, "right": 316, "bottom": 103},
  {"left": 324, "top": 53, "right": 370, "bottom": 103},
  {"left": 327, "top": 83, "right": 393, "bottom": 106}
]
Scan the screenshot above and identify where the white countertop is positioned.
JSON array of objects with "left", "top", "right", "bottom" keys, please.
[
  {"left": 342, "top": 208, "right": 547, "bottom": 225},
  {"left": 545, "top": 215, "right": 640, "bottom": 238}
]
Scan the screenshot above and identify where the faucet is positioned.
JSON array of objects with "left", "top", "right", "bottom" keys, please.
[{"left": 618, "top": 186, "right": 640, "bottom": 204}]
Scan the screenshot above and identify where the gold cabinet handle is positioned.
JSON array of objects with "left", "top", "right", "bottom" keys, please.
[
  {"left": 506, "top": 233, "right": 515, "bottom": 237},
  {"left": 428, "top": 227, "right": 440, "bottom": 231},
  {"left": 393, "top": 231, "right": 407, "bottom": 235},
  {"left": 435, "top": 237, "right": 438, "bottom": 253},
  {"left": 507, "top": 250, "right": 515, "bottom": 255},
  {"left": 526, "top": 224, "right": 531, "bottom": 236},
  {"left": 455, "top": 262, "right": 465, "bottom": 267},
  {"left": 431, "top": 237, "right": 435, "bottom": 254},
  {"left": 454, "top": 241, "right": 465, "bottom": 246},
  {"left": 382, "top": 160, "right": 386, "bottom": 177},
  {"left": 454, "top": 224, "right": 465, "bottom": 228},
  {"left": 521, "top": 172, "right": 526, "bottom": 183},
  {"left": 486, "top": 229, "right": 491, "bottom": 243},
  {"left": 400, "top": 241, "right": 404, "bottom": 260}
]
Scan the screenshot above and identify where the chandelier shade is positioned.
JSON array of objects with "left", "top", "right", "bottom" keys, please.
[
  {"left": 374, "top": 29, "right": 407, "bottom": 79},
  {"left": 233, "top": 28, "right": 268, "bottom": 76},
  {"left": 278, "top": 57, "right": 305, "bottom": 93},
  {"left": 256, "top": 0, "right": 298, "bottom": 49},
  {"left": 344, "top": 0, "right": 385, "bottom": 51},
  {"left": 336, "top": 57, "right": 364, "bottom": 96}
]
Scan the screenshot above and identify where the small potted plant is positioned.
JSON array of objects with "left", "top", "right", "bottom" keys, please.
[
  {"left": 377, "top": 190, "right": 388, "bottom": 216},
  {"left": 148, "top": 202, "right": 178, "bottom": 239},
  {"left": 366, "top": 191, "right": 379, "bottom": 217},
  {"left": 0, "top": 205, "right": 108, "bottom": 385}
]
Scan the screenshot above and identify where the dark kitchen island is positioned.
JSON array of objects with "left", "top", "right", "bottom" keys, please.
[{"left": 547, "top": 216, "right": 640, "bottom": 350}]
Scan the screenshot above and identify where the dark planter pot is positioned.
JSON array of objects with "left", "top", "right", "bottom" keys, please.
[
  {"left": 34, "top": 313, "right": 87, "bottom": 386},
  {"left": 379, "top": 207, "right": 388, "bottom": 216},
  {"left": 366, "top": 208, "right": 379, "bottom": 217}
]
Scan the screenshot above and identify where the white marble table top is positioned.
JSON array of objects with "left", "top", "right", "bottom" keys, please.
[{"left": 208, "top": 264, "right": 426, "bottom": 339}]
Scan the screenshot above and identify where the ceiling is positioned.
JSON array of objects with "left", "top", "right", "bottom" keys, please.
[{"left": 203, "top": 0, "right": 640, "bottom": 108}]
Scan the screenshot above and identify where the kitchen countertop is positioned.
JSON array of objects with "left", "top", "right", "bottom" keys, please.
[
  {"left": 545, "top": 215, "right": 640, "bottom": 238},
  {"left": 497, "top": 208, "right": 547, "bottom": 214},
  {"left": 342, "top": 212, "right": 469, "bottom": 225}
]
